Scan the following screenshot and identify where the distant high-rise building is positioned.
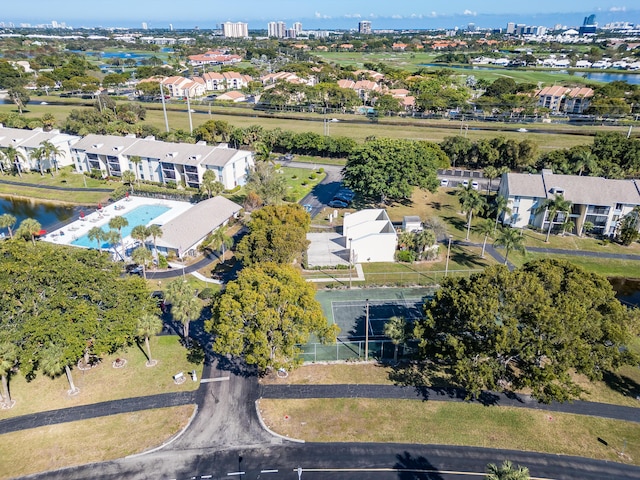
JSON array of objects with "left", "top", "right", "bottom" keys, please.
[
  {"left": 580, "top": 14, "right": 597, "bottom": 35},
  {"left": 293, "top": 22, "right": 302, "bottom": 35},
  {"left": 169, "top": 23, "right": 173, "bottom": 31},
  {"left": 467, "top": 23, "right": 476, "bottom": 32},
  {"left": 141, "top": 22, "right": 148, "bottom": 30},
  {"left": 358, "top": 20, "right": 371, "bottom": 34},
  {"left": 222, "top": 21, "right": 248, "bottom": 38},
  {"left": 268, "top": 21, "right": 286, "bottom": 38},
  {"left": 506, "top": 22, "right": 515, "bottom": 34},
  {"left": 51, "top": 20, "right": 59, "bottom": 28}
]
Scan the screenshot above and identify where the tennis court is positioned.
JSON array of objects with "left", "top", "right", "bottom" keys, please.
[{"left": 332, "top": 298, "right": 425, "bottom": 340}]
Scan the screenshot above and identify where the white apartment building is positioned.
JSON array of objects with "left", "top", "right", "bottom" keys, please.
[
  {"left": 0, "top": 126, "right": 79, "bottom": 172},
  {"left": 71, "top": 134, "right": 254, "bottom": 191},
  {"left": 498, "top": 170, "right": 640, "bottom": 236},
  {"left": 222, "top": 22, "right": 248, "bottom": 38}
]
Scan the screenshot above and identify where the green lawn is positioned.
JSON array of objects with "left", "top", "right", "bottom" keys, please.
[
  {"left": 260, "top": 398, "right": 640, "bottom": 465},
  {"left": 0, "top": 335, "right": 202, "bottom": 420},
  {"left": 0, "top": 405, "right": 194, "bottom": 480}
]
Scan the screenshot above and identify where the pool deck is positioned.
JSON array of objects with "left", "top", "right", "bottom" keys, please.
[{"left": 43, "top": 196, "right": 193, "bottom": 250}]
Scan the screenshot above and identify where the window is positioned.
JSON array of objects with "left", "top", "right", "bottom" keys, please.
[{"left": 615, "top": 203, "right": 623, "bottom": 211}]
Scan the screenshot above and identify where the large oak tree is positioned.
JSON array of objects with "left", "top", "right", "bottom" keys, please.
[
  {"left": 342, "top": 138, "right": 447, "bottom": 203},
  {"left": 418, "top": 259, "right": 639, "bottom": 403},
  {"left": 208, "top": 263, "right": 339, "bottom": 372}
]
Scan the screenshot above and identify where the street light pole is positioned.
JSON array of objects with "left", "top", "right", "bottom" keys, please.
[
  {"left": 364, "top": 298, "right": 370, "bottom": 362},
  {"left": 445, "top": 235, "right": 453, "bottom": 277}
]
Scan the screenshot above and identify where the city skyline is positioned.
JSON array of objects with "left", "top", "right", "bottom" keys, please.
[{"left": 2, "top": 1, "right": 640, "bottom": 30}]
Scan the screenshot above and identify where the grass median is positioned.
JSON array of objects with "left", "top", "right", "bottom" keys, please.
[
  {"left": 258, "top": 398, "right": 640, "bottom": 465},
  {"left": 0, "top": 405, "right": 195, "bottom": 480}
]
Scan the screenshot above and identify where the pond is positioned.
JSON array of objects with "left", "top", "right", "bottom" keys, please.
[
  {"left": 0, "top": 196, "right": 83, "bottom": 236},
  {"left": 420, "top": 64, "right": 640, "bottom": 85},
  {"left": 609, "top": 277, "right": 640, "bottom": 308}
]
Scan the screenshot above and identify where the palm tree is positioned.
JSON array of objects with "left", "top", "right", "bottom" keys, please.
[
  {"left": 132, "top": 246, "right": 153, "bottom": 279},
  {"left": 493, "top": 226, "right": 526, "bottom": 265},
  {"left": 493, "top": 195, "right": 512, "bottom": 233},
  {"left": 476, "top": 219, "right": 494, "bottom": 258},
  {"left": 87, "top": 226, "right": 106, "bottom": 251},
  {"left": 0, "top": 213, "right": 16, "bottom": 238},
  {"left": 131, "top": 225, "right": 150, "bottom": 249},
  {"left": 0, "top": 342, "right": 17, "bottom": 408},
  {"left": 483, "top": 166, "right": 499, "bottom": 195},
  {"left": 147, "top": 224, "right": 163, "bottom": 259},
  {"left": 535, "top": 194, "right": 573, "bottom": 243},
  {"left": 137, "top": 313, "right": 164, "bottom": 366},
  {"left": 109, "top": 215, "right": 129, "bottom": 258},
  {"left": 39, "top": 140, "right": 65, "bottom": 175},
  {"left": 39, "top": 342, "right": 79, "bottom": 395},
  {"left": 16, "top": 218, "right": 42, "bottom": 246},
  {"left": 210, "top": 227, "right": 233, "bottom": 263},
  {"left": 104, "top": 229, "right": 122, "bottom": 259},
  {"left": 30, "top": 146, "right": 47, "bottom": 175},
  {"left": 165, "top": 279, "right": 201, "bottom": 343},
  {"left": 484, "top": 460, "right": 530, "bottom": 480},
  {"left": 574, "top": 150, "right": 599, "bottom": 176},
  {"left": 414, "top": 229, "right": 436, "bottom": 260},
  {"left": 200, "top": 170, "right": 224, "bottom": 199},
  {"left": 457, "top": 184, "right": 486, "bottom": 241},
  {"left": 129, "top": 155, "right": 142, "bottom": 185},
  {"left": 253, "top": 141, "right": 272, "bottom": 163},
  {"left": 1, "top": 146, "right": 27, "bottom": 177},
  {"left": 122, "top": 170, "right": 136, "bottom": 193},
  {"left": 384, "top": 316, "right": 412, "bottom": 363}
]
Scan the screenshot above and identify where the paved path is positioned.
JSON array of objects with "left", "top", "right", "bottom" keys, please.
[
  {"left": 0, "top": 177, "right": 112, "bottom": 192},
  {"left": 260, "top": 384, "right": 640, "bottom": 424}
]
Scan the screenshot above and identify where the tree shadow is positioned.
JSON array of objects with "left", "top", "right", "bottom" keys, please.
[
  {"left": 135, "top": 338, "right": 150, "bottom": 362},
  {"left": 450, "top": 249, "right": 488, "bottom": 268},
  {"left": 214, "top": 354, "right": 260, "bottom": 378},
  {"left": 602, "top": 371, "right": 640, "bottom": 399},
  {"left": 441, "top": 215, "right": 466, "bottom": 232},
  {"left": 394, "top": 451, "right": 445, "bottom": 480}
]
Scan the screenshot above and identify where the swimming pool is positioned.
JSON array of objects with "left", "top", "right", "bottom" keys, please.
[{"left": 71, "top": 204, "right": 170, "bottom": 249}]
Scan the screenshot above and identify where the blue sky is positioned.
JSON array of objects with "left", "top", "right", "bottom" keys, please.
[{"left": 2, "top": 1, "right": 639, "bottom": 29}]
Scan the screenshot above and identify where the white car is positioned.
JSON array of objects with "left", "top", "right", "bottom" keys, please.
[
  {"left": 471, "top": 181, "right": 479, "bottom": 190},
  {"left": 462, "top": 180, "right": 469, "bottom": 188},
  {"left": 440, "top": 178, "right": 449, "bottom": 187}
]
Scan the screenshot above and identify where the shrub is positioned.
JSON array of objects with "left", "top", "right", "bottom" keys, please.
[
  {"left": 309, "top": 173, "right": 317, "bottom": 180},
  {"left": 157, "top": 255, "right": 169, "bottom": 269},
  {"left": 396, "top": 250, "right": 416, "bottom": 263},
  {"left": 198, "top": 287, "right": 216, "bottom": 300}
]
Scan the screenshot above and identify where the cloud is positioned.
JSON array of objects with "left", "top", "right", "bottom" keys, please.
[
  {"left": 391, "top": 14, "right": 402, "bottom": 19},
  {"left": 463, "top": 9, "right": 477, "bottom": 16},
  {"left": 314, "top": 11, "right": 331, "bottom": 19},
  {"left": 609, "top": 6, "right": 626, "bottom": 12},
  {"left": 344, "top": 13, "right": 362, "bottom": 18}
]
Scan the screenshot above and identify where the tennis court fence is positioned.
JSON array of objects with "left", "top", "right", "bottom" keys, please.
[
  {"left": 298, "top": 339, "right": 416, "bottom": 363},
  {"left": 303, "top": 269, "right": 483, "bottom": 287}
]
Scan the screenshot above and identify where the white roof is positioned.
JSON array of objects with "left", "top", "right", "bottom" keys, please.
[{"left": 156, "top": 196, "right": 242, "bottom": 251}]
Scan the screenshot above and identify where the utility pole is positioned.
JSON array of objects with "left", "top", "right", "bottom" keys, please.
[
  {"left": 365, "top": 299, "right": 370, "bottom": 361},
  {"left": 160, "top": 83, "right": 170, "bottom": 133}
]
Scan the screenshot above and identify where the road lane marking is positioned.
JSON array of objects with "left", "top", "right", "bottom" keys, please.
[
  {"left": 260, "top": 470, "right": 278, "bottom": 473},
  {"left": 296, "top": 468, "right": 555, "bottom": 479},
  {"left": 200, "top": 376, "right": 230, "bottom": 383},
  {"left": 226, "top": 472, "right": 245, "bottom": 476}
]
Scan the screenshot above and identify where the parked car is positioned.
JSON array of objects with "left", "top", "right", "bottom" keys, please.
[
  {"left": 302, "top": 204, "right": 313, "bottom": 213},
  {"left": 328, "top": 199, "right": 349, "bottom": 208},
  {"left": 335, "top": 188, "right": 355, "bottom": 201},
  {"left": 471, "top": 181, "right": 479, "bottom": 190},
  {"left": 332, "top": 193, "right": 352, "bottom": 204},
  {"left": 440, "top": 178, "right": 449, "bottom": 187},
  {"left": 126, "top": 264, "right": 143, "bottom": 276},
  {"left": 462, "top": 180, "right": 469, "bottom": 188}
]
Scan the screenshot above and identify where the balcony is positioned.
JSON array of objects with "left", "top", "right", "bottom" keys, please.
[{"left": 587, "top": 206, "right": 610, "bottom": 216}]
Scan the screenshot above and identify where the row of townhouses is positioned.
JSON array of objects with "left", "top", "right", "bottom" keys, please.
[
  {"left": 0, "top": 126, "right": 79, "bottom": 171},
  {"left": 536, "top": 86, "right": 595, "bottom": 114},
  {"left": 0, "top": 126, "right": 254, "bottom": 191},
  {"left": 499, "top": 169, "right": 640, "bottom": 236},
  {"left": 71, "top": 134, "right": 254, "bottom": 190}
]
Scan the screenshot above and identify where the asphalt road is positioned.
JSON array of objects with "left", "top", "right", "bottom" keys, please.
[{"left": 25, "top": 442, "right": 640, "bottom": 480}]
